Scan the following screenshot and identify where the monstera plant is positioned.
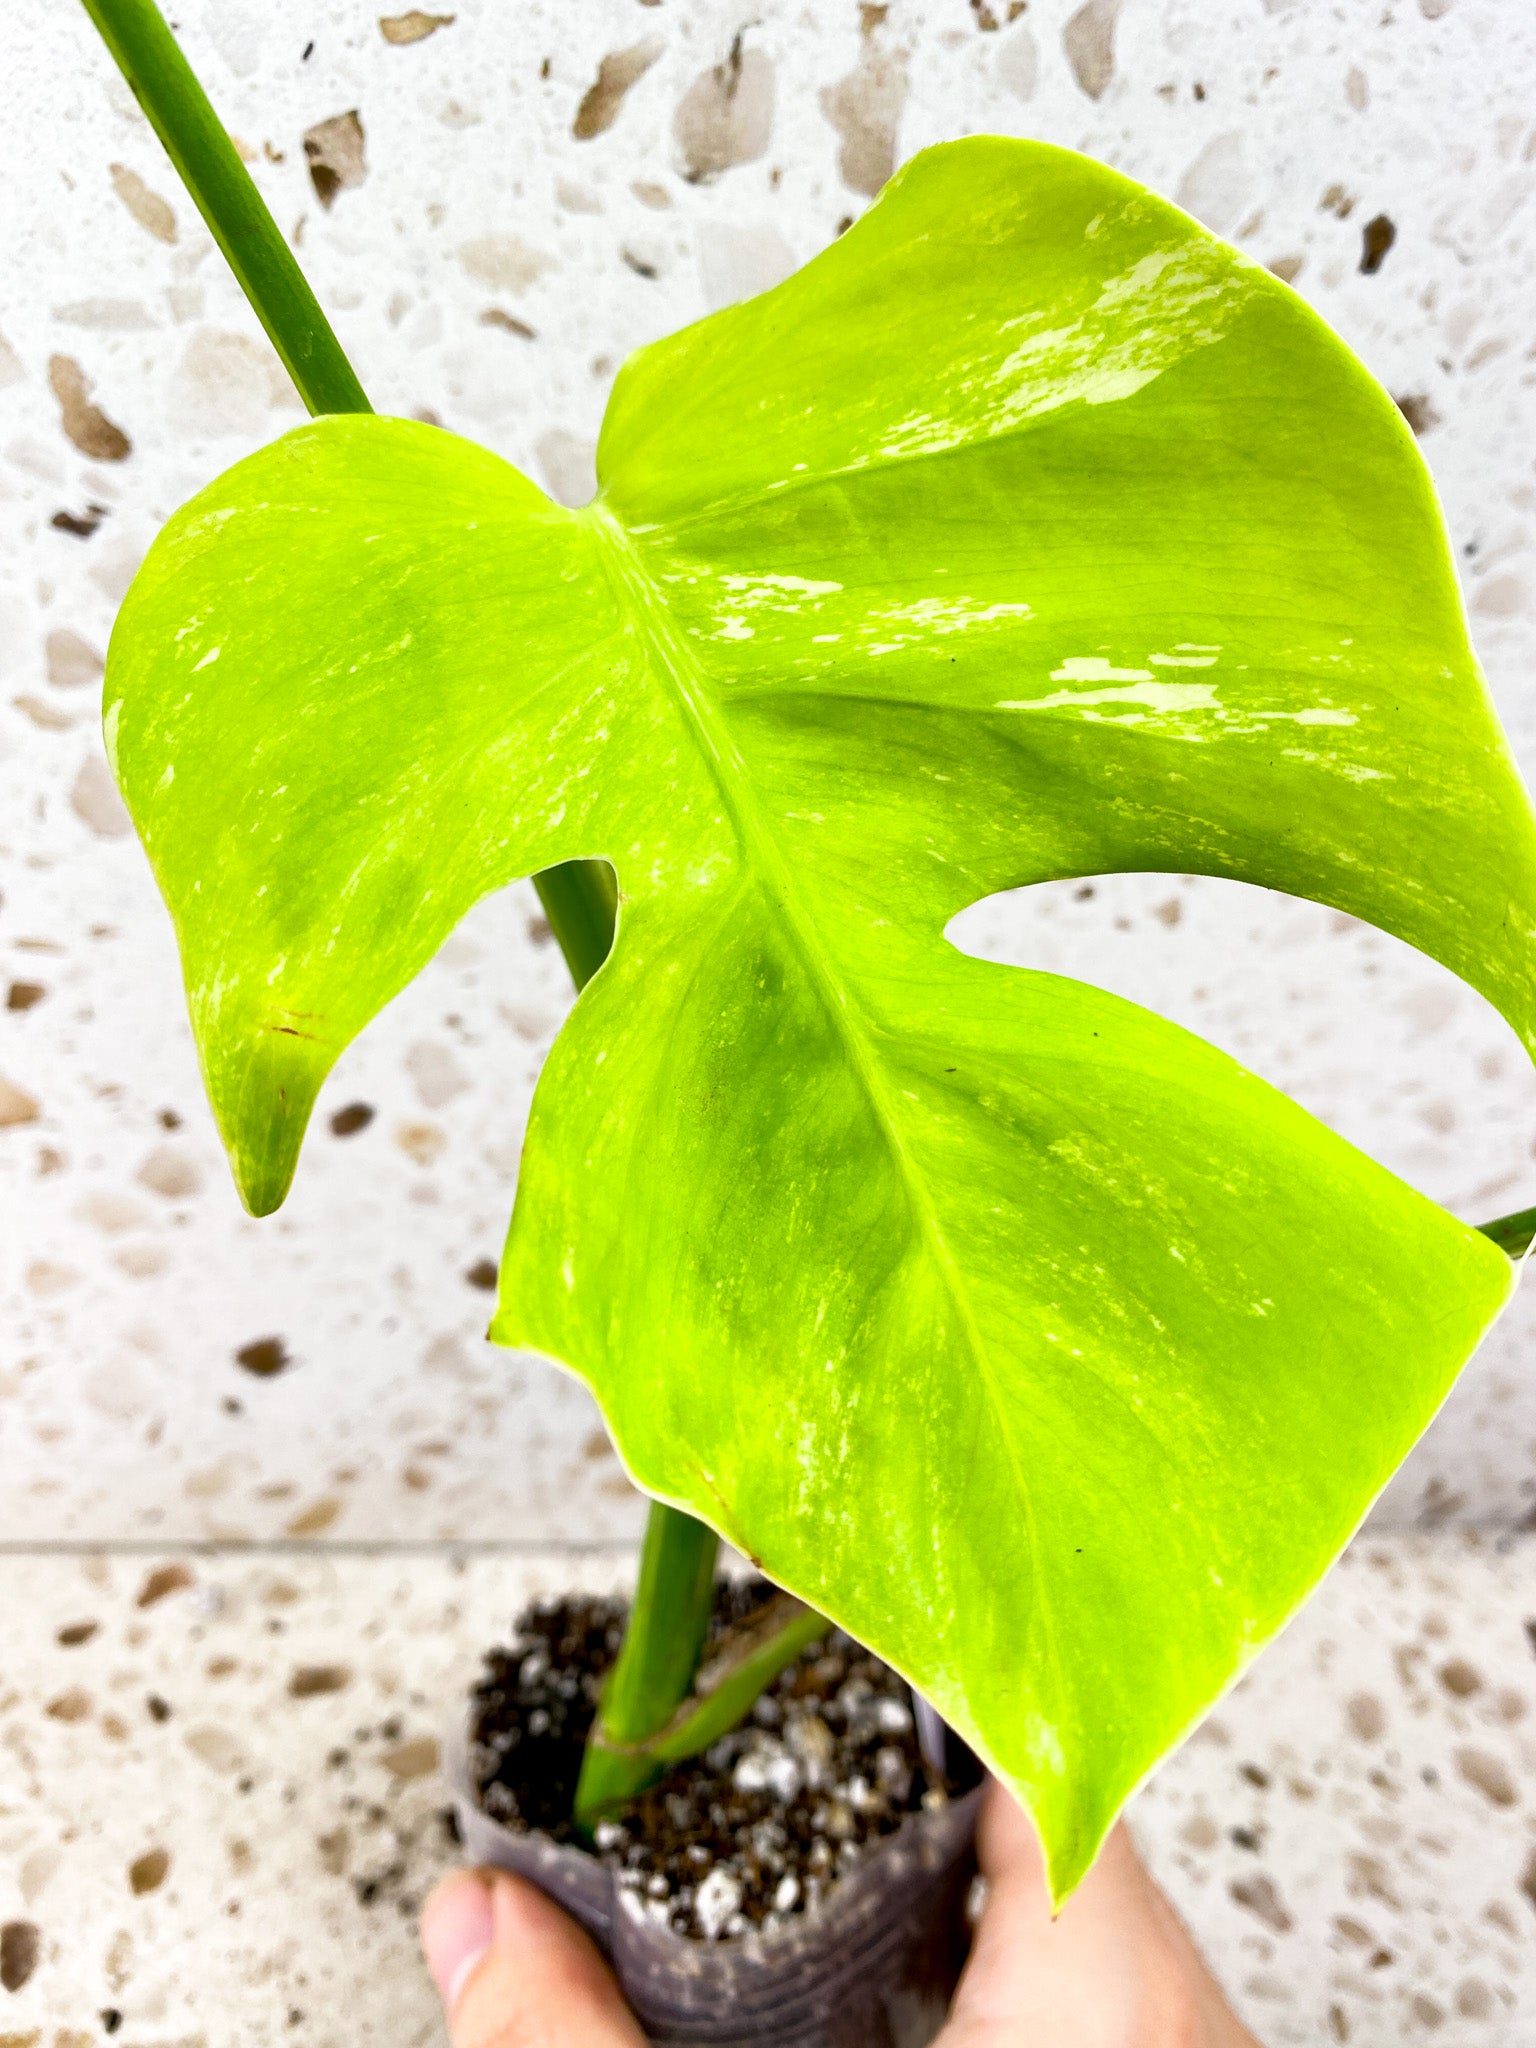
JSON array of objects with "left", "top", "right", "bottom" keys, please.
[{"left": 86, "top": 0, "right": 1536, "bottom": 1910}]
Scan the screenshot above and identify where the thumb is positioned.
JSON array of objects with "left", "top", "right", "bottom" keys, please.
[{"left": 421, "top": 1868, "right": 647, "bottom": 2048}]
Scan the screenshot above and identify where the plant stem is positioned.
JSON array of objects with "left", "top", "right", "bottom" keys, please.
[
  {"left": 79, "top": 0, "right": 369, "bottom": 417},
  {"left": 81, "top": 0, "right": 825, "bottom": 1834},
  {"left": 575, "top": 1504, "right": 721, "bottom": 1825},
  {"left": 1478, "top": 1203, "right": 1536, "bottom": 1261}
]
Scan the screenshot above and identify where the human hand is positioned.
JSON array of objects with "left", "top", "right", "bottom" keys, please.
[{"left": 420, "top": 1779, "right": 1262, "bottom": 2047}]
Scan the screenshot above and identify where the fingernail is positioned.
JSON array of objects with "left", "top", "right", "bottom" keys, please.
[{"left": 422, "top": 1871, "right": 495, "bottom": 2012}]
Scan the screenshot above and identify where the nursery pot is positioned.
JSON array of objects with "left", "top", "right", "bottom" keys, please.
[{"left": 447, "top": 1693, "right": 984, "bottom": 2048}]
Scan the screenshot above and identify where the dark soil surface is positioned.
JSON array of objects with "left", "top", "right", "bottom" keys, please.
[{"left": 468, "top": 1582, "right": 982, "bottom": 1942}]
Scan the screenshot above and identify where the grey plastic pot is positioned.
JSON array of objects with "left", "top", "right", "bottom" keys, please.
[{"left": 445, "top": 1718, "right": 983, "bottom": 2048}]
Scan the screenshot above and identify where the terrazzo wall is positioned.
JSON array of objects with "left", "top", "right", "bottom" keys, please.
[{"left": 4, "top": 0, "right": 1536, "bottom": 1544}]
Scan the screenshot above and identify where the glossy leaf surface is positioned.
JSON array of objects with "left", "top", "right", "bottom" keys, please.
[{"left": 105, "top": 139, "right": 1536, "bottom": 1899}]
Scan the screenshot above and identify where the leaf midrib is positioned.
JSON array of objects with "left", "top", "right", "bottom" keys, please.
[{"left": 585, "top": 500, "right": 1060, "bottom": 1694}]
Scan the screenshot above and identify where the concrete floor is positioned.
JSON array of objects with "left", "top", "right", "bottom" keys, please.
[{"left": 1, "top": 1534, "right": 1534, "bottom": 2046}]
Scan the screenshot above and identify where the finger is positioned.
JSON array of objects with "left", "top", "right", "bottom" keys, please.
[
  {"left": 422, "top": 1868, "right": 647, "bottom": 2048},
  {"left": 944, "top": 1782, "right": 1259, "bottom": 2046}
]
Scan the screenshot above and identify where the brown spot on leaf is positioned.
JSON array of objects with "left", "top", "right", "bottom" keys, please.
[
  {"left": 137, "top": 1563, "right": 194, "bottom": 1608},
  {"left": 379, "top": 10, "right": 454, "bottom": 43},
  {"left": 675, "top": 35, "right": 775, "bottom": 183},
  {"left": 49, "top": 356, "right": 131, "bottom": 461},
  {"left": 819, "top": 47, "right": 907, "bottom": 197},
  {"left": 1230, "top": 1872, "right": 1293, "bottom": 1932},
  {"left": 574, "top": 39, "right": 664, "bottom": 140},
  {"left": 289, "top": 1664, "right": 351, "bottom": 1698},
  {"left": 0, "top": 1921, "right": 39, "bottom": 1993},
  {"left": 0, "top": 1078, "right": 41, "bottom": 1128},
  {"left": 235, "top": 1337, "right": 290, "bottom": 1378},
  {"left": 109, "top": 165, "right": 177, "bottom": 244},
  {"left": 1360, "top": 213, "right": 1396, "bottom": 274},
  {"left": 1063, "top": 0, "right": 1119, "bottom": 100},
  {"left": 128, "top": 1849, "right": 168, "bottom": 1896},
  {"left": 304, "top": 111, "right": 367, "bottom": 209},
  {"left": 46, "top": 629, "right": 104, "bottom": 690},
  {"left": 56, "top": 1621, "right": 98, "bottom": 1647},
  {"left": 1456, "top": 1747, "right": 1516, "bottom": 1806},
  {"left": 381, "top": 1735, "right": 439, "bottom": 1779}
]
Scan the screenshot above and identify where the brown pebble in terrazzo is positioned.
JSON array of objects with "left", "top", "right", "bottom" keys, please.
[
  {"left": 675, "top": 34, "right": 775, "bottom": 183},
  {"left": 328, "top": 1102, "right": 375, "bottom": 1137},
  {"left": 1179, "top": 1814, "right": 1219, "bottom": 1849},
  {"left": 317, "top": 1829, "right": 350, "bottom": 1875},
  {"left": 70, "top": 756, "right": 133, "bottom": 839},
  {"left": 6, "top": 982, "right": 45, "bottom": 1011},
  {"left": 0, "top": 1920, "right": 40, "bottom": 1992},
  {"left": 48, "top": 355, "right": 131, "bottom": 460},
  {"left": 1411, "top": 1994, "right": 1445, "bottom": 2027},
  {"left": 109, "top": 164, "right": 177, "bottom": 244},
  {"left": 128, "top": 1849, "right": 168, "bottom": 1896},
  {"left": 819, "top": 45, "right": 907, "bottom": 197},
  {"left": 1230, "top": 1872, "right": 1293, "bottom": 1933},
  {"left": 0, "top": 1077, "right": 41, "bottom": 1128},
  {"left": 304, "top": 112, "right": 367, "bottom": 209},
  {"left": 235, "top": 1337, "right": 290, "bottom": 1379},
  {"left": 135, "top": 1144, "right": 201, "bottom": 1199},
  {"left": 56, "top": 1621, "right": 98, "bottom": 1648},
  {"left": 1062, "top": 0, "right": 1119, "bottom": 100},
  {"left": 51, "top": 504, "right": 108, "bottom": 537},
  {"left": 1456, "top": 1979, "right": 1494, "bottom": 2018},
  {"left": 289, "top": 1665, "right": 352, "bottom": 1698},
  {"left": 1333, "top": 1915, "right": 1374, "bottom": 1948},
  {"left": 146, "top": 1696, "right": 171, "bottom": 1722},
  {"left": 1347, "top": 1853, "right": 1402, "bottom": 1909},
  {"left": 1345, "top": 1691, "right": 1386, "bottom": 1739},
  {"left": 1396, "top": 393, "right": 1441, "bottom": 436},
  {"left": 286, "top": 1497, "right": 343, "bottom": 1536},
  {"left": 1439, "top": 1659, "right": 1482, "bottom": 1697},
  {"left": 45, "top": 1688, "right": 91, "bottom": 1722},
  {"left": 573, "top": 39, "right": 664, "bottom": 140},
  {"left": 381, "top": 1736, "right": 439, "bottom": 1779},
  {"left": 45, "top": 628, "right": 104, "bottom": 689},
  {"left": 1455, "top": 1748, "right": 1517, "bottom": 1807},
  {"left": 465, "top": 1258, "right": 498, "bottom": 1291},
  {"left": 136, "top": 1563, "right": 193, "bottom": 1609},
  {"left": 479, "top": 309, "right": 536, "bottom": 339},
  {"left": 1360, "top": 213, "right": 1396, "bottom": 274},
  {"left": 379, "top": 10, "right": 454, "bottom": 43}
]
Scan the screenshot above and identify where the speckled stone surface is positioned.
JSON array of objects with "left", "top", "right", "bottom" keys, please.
[
  {"left": 0, "top": 1536, "right": 1533, "bottom": 2046},
  {"left": 4, "top": 0, "right": 1536, "bottom": 1543},
  {"left": 5, "top": 9, "right": 1536, "bottom": 2042}
]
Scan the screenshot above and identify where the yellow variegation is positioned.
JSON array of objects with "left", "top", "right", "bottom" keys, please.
[{"left": 105, "top": 140, "right": 1536, "bottom": 1899}]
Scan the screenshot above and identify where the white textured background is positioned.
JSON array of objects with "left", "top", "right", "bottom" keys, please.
[{"left": 4, "top": 0, "right": 1536, "bottom": 1545}]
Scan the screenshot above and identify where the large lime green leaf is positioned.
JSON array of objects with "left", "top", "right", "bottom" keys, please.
[{"left": 104, "top": 138, "right": 1536, "bottom": 1900}]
